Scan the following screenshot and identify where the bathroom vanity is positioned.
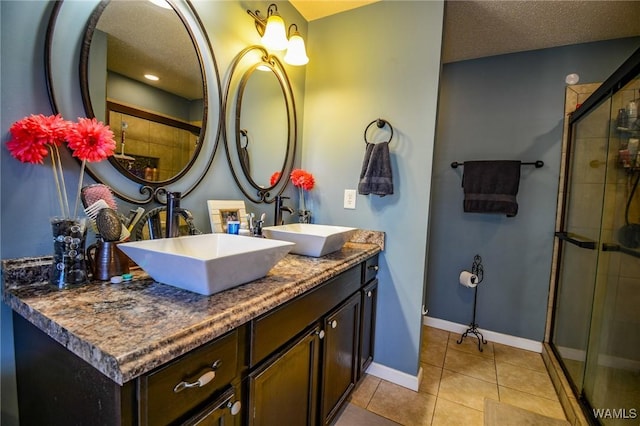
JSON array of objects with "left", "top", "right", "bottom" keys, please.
[{"left": 2, "top": 233, "right": 382, "bottom": 425}]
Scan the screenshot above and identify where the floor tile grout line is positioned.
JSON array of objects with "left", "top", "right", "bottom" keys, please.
[
  {"left": 363, "top": 376, "right": 383, "bottom": 410},
  {"left": 430, "top": 333, "right": 452, "bottom": 426},
  {"left": 440, "top": 366, "right": 499, "bottom": 385},
  {"left": 494, "top": 342, "right": 501, "bottom": 403},
  {"left": 496, "top": 383, "right": 562, "bottom": 402}
]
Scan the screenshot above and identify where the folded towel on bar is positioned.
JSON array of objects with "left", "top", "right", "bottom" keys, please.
[
  {"left": 462, "top": 160, "right": 521, "bottom": 217},
  {"left": 358, "top": 141, "right": 393, "bottom": 196}
]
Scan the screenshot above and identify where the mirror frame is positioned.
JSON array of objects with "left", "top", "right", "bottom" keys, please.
[
  {"left": 223, "top": 45, "right": 297, "bottom": 204},
  {"left": 45, "top": 0, "right": 222, "bottom": 204}
]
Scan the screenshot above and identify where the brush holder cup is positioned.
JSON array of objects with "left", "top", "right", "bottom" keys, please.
[
  {"left": 50, "top": 217, "right": 89, "bottom": 288},
  {"left": 86, "top": 241, "right": 130, "bottom": 281}
]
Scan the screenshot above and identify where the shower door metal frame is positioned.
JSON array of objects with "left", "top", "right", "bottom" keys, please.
[{"left": 550, "top": 46, "right": 640, "bottom": 423}]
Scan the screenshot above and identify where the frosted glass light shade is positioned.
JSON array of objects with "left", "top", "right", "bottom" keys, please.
[
  {"left": 261, "top": 15, "right": 288, "bottom": 51},
  {"left": 284, "top": 33, "right": 309, "bottom": 66}
]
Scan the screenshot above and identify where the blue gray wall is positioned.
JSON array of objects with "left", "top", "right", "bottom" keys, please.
[
  {"left": 426, "top": 38, "right": 640, "bottom": 341},
  {"left": 302, "top": 1, "right": 443, "bottom": 376}
]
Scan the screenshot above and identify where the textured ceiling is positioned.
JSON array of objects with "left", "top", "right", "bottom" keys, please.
[
  {"left": 442, "top": 1, "right": 640, "bottom": 63},
  {"left": 97, "top": 1, "right": 203, "bottom": 101},
  {"left": 289, "top": 0, "right": 379, "bottom": 21},
  {"left": 290, "top": 0, "right": 640, "bottom": 63}
]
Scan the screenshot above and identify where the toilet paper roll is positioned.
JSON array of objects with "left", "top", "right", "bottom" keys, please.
[{"left": 459, "top": 271, "right": 478, "bottom": 288}]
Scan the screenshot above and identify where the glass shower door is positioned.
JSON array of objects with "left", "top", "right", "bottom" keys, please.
[
  {"left": 581, "top": 78, "right": 640, "bottom": 425},
  {"left": 552, "top": 97, "right": 611, "bottom": 391}
]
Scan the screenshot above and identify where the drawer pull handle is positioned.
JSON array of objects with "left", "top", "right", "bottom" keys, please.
[
  {"left": 173, "top": 370, "right": 216, "bottom": 393},
  {"left": 316, "top": 330, "right": 325, "bottom": 339},
  {"left": 331, "top": 320, "right": 338, "bottom": 329},
  {"left": 368, "top": 265, "right": 379, "bottom": 271},
  {"left": 367, "top": 291, "right": 372, "bottom": 297}
]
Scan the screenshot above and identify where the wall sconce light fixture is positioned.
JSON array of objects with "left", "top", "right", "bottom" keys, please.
[
  {"left": 247, "top": 4, "right": 309, "bottom": 66},
  {"left": 284, "top": 24, "right": 309, "bottom": 66}
]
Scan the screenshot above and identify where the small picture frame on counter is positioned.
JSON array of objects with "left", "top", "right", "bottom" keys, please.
[{"left": 207, "top": 200, "right": 247, "bottom": 233}]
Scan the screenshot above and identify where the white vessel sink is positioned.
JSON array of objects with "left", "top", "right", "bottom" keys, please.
[
  {"left": 262, "top": 224, "right": 357, "bottom": 257},
  {"left": 118, "top": 234, "right": 294, "bottom": 295}
]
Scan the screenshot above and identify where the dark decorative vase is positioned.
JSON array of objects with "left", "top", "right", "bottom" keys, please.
[{"left": 50, "top": 217, "right": 88, "bottom": 288}]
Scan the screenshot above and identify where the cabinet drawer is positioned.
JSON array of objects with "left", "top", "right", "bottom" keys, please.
[
  {"left": 362, "top": 254, "right": 379, "bottom": 284},
  {"left": 251, "top": 266, "right": 360, "bottom": 366},
  {"left": 139, "top": 330, "right": 239, "bottom": 425}
]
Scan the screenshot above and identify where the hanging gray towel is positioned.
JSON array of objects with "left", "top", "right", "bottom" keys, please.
[
  {"left": 462, "top": 160, "right": 521, "bottom": 217},
  {"left": 358, "top": 141, "right": 393, "bottom": 196}
]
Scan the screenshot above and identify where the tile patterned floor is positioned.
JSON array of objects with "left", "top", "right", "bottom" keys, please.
[{"left": 333, "top": 326, "right": 567, "bottom": 425}]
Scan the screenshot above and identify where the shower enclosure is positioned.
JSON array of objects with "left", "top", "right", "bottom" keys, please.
[{"left": 552, "top": 48, "right": 640, "bottom": 424}]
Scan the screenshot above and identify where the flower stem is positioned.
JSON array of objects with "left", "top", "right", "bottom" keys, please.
[
  {"left": 49, "top": 145, "right": 66, "bottom": 217},
  {"left": 52, "top": 145, "right": 70, "bottom": 218},
  {"left": 73, "top": 159, "right": 86, "bottom": 218},
  {"left": 299, "top": 187, "right": 306, "bottom": 211}
]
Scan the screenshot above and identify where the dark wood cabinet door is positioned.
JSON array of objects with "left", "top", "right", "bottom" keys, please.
[
  {"left": 320, "top": 293, "right": 361, "bottom": 425},
  {"left": 248, "top": 326, "right": 321, "bottom": 426},
  {"left": 359, "top": 279, "right": 378, "bottom": 378}
]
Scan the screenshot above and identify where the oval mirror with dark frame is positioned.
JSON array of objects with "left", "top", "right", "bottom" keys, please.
[
  {"left": 224, "top": 45, "right": 297, "bottom": 204},
  {"left": 45, "top": 0, "right": 222, "bottom": 204}
]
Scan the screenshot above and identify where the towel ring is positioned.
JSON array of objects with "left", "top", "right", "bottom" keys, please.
[{"left": 364, "top": 118, "right": 393, "bottom": 144}]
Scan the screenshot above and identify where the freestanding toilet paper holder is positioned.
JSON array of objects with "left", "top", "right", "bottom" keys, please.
[{"left": 457, "top": 254, "right": 487, "bottom": 352}]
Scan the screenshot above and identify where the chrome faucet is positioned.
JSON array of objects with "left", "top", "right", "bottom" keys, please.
[{"left": 274, "top": 196, "right": 294, "bottom": 226}]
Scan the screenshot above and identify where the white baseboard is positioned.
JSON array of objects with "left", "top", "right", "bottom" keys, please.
[
  {"left": 365, "top": 362, "right": 423, "bottom": 392},
  {"left": 423, "top": 316, "right": 543, "bottom": 353}
]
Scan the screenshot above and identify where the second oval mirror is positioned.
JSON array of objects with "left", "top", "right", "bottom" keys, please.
[{"left": 224, "top": 46, "right": 296, "bottom": 203}]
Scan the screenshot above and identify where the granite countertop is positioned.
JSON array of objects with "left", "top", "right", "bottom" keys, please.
[{"left": 2, "top": 231, "right": 383, "bottom": 385}]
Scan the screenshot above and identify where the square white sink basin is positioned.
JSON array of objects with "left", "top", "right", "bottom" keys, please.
[
  {"left": 118, "top": 234, "right": 294, "bottom": 295},
  {"left": 262, "top": 224, "right": 357, "bottom": 257}
]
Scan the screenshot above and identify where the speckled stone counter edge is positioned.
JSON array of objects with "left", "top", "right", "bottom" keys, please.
[{"left": 2, "top": 230, "right": 384, "bottom": 385}]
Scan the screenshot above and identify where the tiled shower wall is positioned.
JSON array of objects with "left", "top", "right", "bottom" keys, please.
[{"left": 108, "top": 111, "right": 198, "bottom": 181}]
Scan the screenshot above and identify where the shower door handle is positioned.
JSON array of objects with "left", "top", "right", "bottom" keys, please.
[
  {"left": 602, "top": 243, "right": 620, "bottom": 252},
  {"left": 602, "top": 242, "right": 640, "bottom": 259},
  {"left": 554, "top": 232, "right": 596, "bottom": 250}
]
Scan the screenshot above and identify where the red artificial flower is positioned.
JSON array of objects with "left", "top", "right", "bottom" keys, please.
[
  {"left": 290, "top": 169, "right": 315, "bottom": 191},
  {"left": 6, "top": 114, "right": 117, "bottom": 218},
  {"left": 270, "top": 171, "right": 281, "bottom": 186},
  {"left": 66, "top": 117, "right": 116, "bottom": 162},
  {"left": 6, "top": 114, "right": 72, "bottom": 164}
]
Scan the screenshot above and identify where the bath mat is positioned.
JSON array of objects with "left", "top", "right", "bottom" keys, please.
[{"left": 484, "top": 399, "right": 570, "bottom": 426}]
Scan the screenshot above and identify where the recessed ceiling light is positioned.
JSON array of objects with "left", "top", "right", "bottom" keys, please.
[
  {"left": 144, "top": 74, "right": 160, "bottom": 81},
  {"left": 148, "top": 0, "right": 172, "bottom": 10}
]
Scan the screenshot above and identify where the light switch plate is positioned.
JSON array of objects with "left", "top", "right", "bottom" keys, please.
[{"left": 344, "top": 189, "right": 356, "bottom": 209}]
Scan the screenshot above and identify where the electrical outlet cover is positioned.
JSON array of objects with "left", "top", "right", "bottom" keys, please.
[{"left": 344, "top": 189, "right": 356, "bottom": 209}]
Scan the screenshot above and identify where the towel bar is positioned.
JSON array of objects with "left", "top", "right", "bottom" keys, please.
[{"left": 450, "top": 160, "right": 544, "bottom": 169}]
